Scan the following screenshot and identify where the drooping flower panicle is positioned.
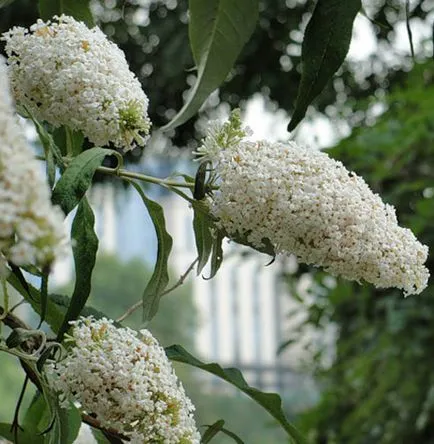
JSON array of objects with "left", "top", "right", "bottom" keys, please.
[
  {"left": 2, "top": 15, "right": 151, "bottom": 151},
  {"left": 45, "top": 317, "right": 200, "bottom": 444},
  {"left": 0, "top": 56, "right": 67, "bottom": 269},
  {"left": 198, "top": 111, "right": 429, "bottom": 296}
]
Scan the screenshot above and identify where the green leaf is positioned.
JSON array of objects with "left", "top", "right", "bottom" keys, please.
[
  {"left": 288, "top": 0, "right": 361, "bottom": 131},
  {"left": 202, "top": 420, "right": 244, "bottom": 443},
  {"left": 29, "top": 114, "right": 65, "bottom": 174},
  {"left": 91, "top": 429, "right": 116, "bottom": 444},
  {"left": 218, "top": 427, "right": 245, "bottom": 443},
  {"left": 66, "top": 128, "right": 85, "bottom": 157},
  {"left": 7, "top": 274, "right": 65, "bottom": 333},
  {"left": 39, "top": 268, "right": 49, "bottom": 327},
  {"left": 202, "top": 420, "right": 225, "bottom": 443},
  {"left": 22, "top": 393, "right": 81, "bottom": 444},
  {"left": 129, "top": 181, "right": 173, "bottom": 321},
  {"left": 52, "top": 127, "right": 68, "bottom": 158},
  {"left": 49, "top": 402, "right": 81, "bottom": 444},
  {"left": 192, "top": 204, "right": 214, "bottom": 276},
  {"left": 57, "top": 197, "right": 98, "bottom": 340},
  {"left": 193, "top": 161, "right": 210, "bottom": 200},
  {"left": 23, "top": 394, "right": 46, "bottom": 432},
  {"left": 0, "top": 0, "right": 17, "bottom": 7},
  {"left": 166, "top": 345, "right": 307, "bottom": 444},
  {"left": 45, "top": 146, "right": 56, "bottom": 189},
  {"left": 6, "top": 328, "right": 35, "bottom": 349},
  {"left": 162, "top": 0, "right": 258, "bottom": 131},
  {"left": 52, "top": 148, "right": 116, "bottom": 215},
  {"left": 231, "top": 231, "right": 275, "bottom": 257},
  {"left": 39, "top": 0, "right": 94, "bottom": 27},
  {"left": 50, "top": 293, "right": 121, "bottom": 324},
  {"left": 20, "top": 264, "right": 43, "bottom": 277},
  {"left": 39, "top": 384, "right": 81, "bottom": 444},
  {"left": 0, "top": 422, "right": 44, "bottom": 443},
  {"left": 208, "top": 229, "right": 224, "bottom": 279}
]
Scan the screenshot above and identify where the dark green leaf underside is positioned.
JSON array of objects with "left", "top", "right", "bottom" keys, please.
[
  {"left": 52, "top": 148, "right": 116, "bottom": 215},
  {"left": 166, "top": 345, "right": 307, "bottom": 444},
  {"left": 57, "top": 197, "right": 98, "bottom": 340},
  {"left": 162, "top": 0, "right": 258, "bottom": 131},
  {"left": 39, "top": 0, "right": 94, "bottom": 27},
  {"left": 129, "top": 181, "right": 173, "bottom": 321},
  {"left": 288, "top": 0, "right": 361, "bottom": 131}
]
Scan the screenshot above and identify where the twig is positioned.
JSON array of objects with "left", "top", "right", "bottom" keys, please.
[
  {"left": 0, "top": 305, "right": 30, "bottom": 330},
  {"left": 11, "top": 376, "right": 28, "bottom": 443},
  {"left": 9, "top": 298, "right": 26, "bottom": 313},
  {"left": 97, "top": 165, "right": 195, "bottom": 189},
  {"left": 116, "top": 257, "right": 199, "bottom": 323},
  {"left": 405, "top": 0, "right": 415, "bottom": 59},
  {"left": 0, "top": 278, "right": 9, "bottom": 321}
]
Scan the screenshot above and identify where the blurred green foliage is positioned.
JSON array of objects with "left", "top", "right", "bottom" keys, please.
[
  {"left": 296, "top": 62, "right": 434, "bottom": 443},
  {"left": 1, "top": 0, "right": 431, "bottom": 148}
]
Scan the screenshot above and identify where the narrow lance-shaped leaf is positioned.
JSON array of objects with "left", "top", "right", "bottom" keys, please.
[
  {"left": 6, "top": 272, "right": 106, "bottom": 334},
  {"left": 39, "top": 0, "right": 94, "bottom": 27},
  {"left": 288, "top": 0, "right": 361, "bottom": 131},
  {"left": 193, "top": 161, "right": 209, "bottom": 200},
  {"left": 201, "top": 420, "right": 225, "bottom": 443},
  {"left": 38, "top": 268, "right": 49, "bottom": 328},
  {"left": 45, "top": 148, "right": 56, "bottom": 189},
  {"left": 22, "top": 392, "right": 81, "bottom": 444},
  {"left": 47, "top": 400, "right": 82, "bottom": 444},
  {"left": 201, "top": 420, "right": 244, "bottom": 443},
  {"left": 0, "top": 423, "right": 43, "bottom": 444},
  {"left": 37, "top": 377, "right": 82, "bottom": 444},
  {"left": 52, "top": 148, "right": 117, "bottom": 215},
  {"left": 91, "top": 428, "right": 123, "bottom": 444},
  {"left": 23, "top": 394, "right": 46, "bottom": 437},
  {"left": 166, "top": 345, "right": 307, "bottom": 444},
  {"left": 28, "top": 112, "right": 65, "bottom": 172},
  {"left": 217, "top": 427, "right": 245, "bottom": 444},
  {"left": 207, "top": 229, "right": 224, "bottom": 280},
  {"left": 0, "top": 0, "right": 17, "bottom": 7},
  {"left": 192, "top": 205, "right": 214, "bottom": 276},
  {"left": 57, "top": 197, "right": 98, "bottom": 340},
  {"left": 162, "top": 0, "right": 258, "bottom": 131},
  {"left": 7, "top": 273, "right": 65, "bottom": 333},
  {"left": 66, "top": 128, "right": 85, "bottom": 157},
  {"left": 129, "top": 181, "right": 173, "bottom": 321}
]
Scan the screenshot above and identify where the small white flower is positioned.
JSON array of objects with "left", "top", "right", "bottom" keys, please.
[
  {"left": 46, "top": 317, "right": 201, "bottom": 443},
  {"left": 199, "top": 111, "right": 429, "bottom": 296},
  {"left": 0, "top": 56, "right": 67, "bottom": 269},
  {"left": 2, "top": 15, "right": 151, "bottom": 151}
]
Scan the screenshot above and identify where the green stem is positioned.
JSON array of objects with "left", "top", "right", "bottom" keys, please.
[
  {"left": 0, "top": 344, "right": 40, "bottom": 361},
  {"left": 37, "top": 153, "right": 205, "bottom": 192},
  {"left": 37, "top": 269, "right": 49, "bottom": 329},
  {"left": 65, "top": 128, "right": 74, "bottom": 157},
  {"left": 0, "top": 279, "right": 9, "bottom": 325},
  {"left": 97, "top": 165, "right": 196, "bottom": 190}
]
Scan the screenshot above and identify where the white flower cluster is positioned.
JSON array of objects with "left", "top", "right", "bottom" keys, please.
[
  {"left": 198, "top": 112, "right": 429, "bottom": 295},
  {"left": 46, "top": 317, "right": 200, "bottom": 444},
  {"left": 2, "top": 15, "right": 151, "bottom": 151},
  {"left": 0, "top": 57, "right": 67, "bottom": 269}
]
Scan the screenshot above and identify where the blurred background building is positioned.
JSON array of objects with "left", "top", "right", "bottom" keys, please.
[{"left": 53, "top": 178, "right": 313, "bottom": 397}]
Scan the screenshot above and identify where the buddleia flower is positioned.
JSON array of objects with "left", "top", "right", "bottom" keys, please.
[
  {"left": 2, "top": 15, "right": 151, "bottom": 151},
  {"left": 45, "top": 317, "right": 201, "bottom": 444},
  {"left": 0, "top": 56, "right": 67, "bottom": 269},
  {"left": 197, "top": 111, "right": 429, "bottom": 296}
]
